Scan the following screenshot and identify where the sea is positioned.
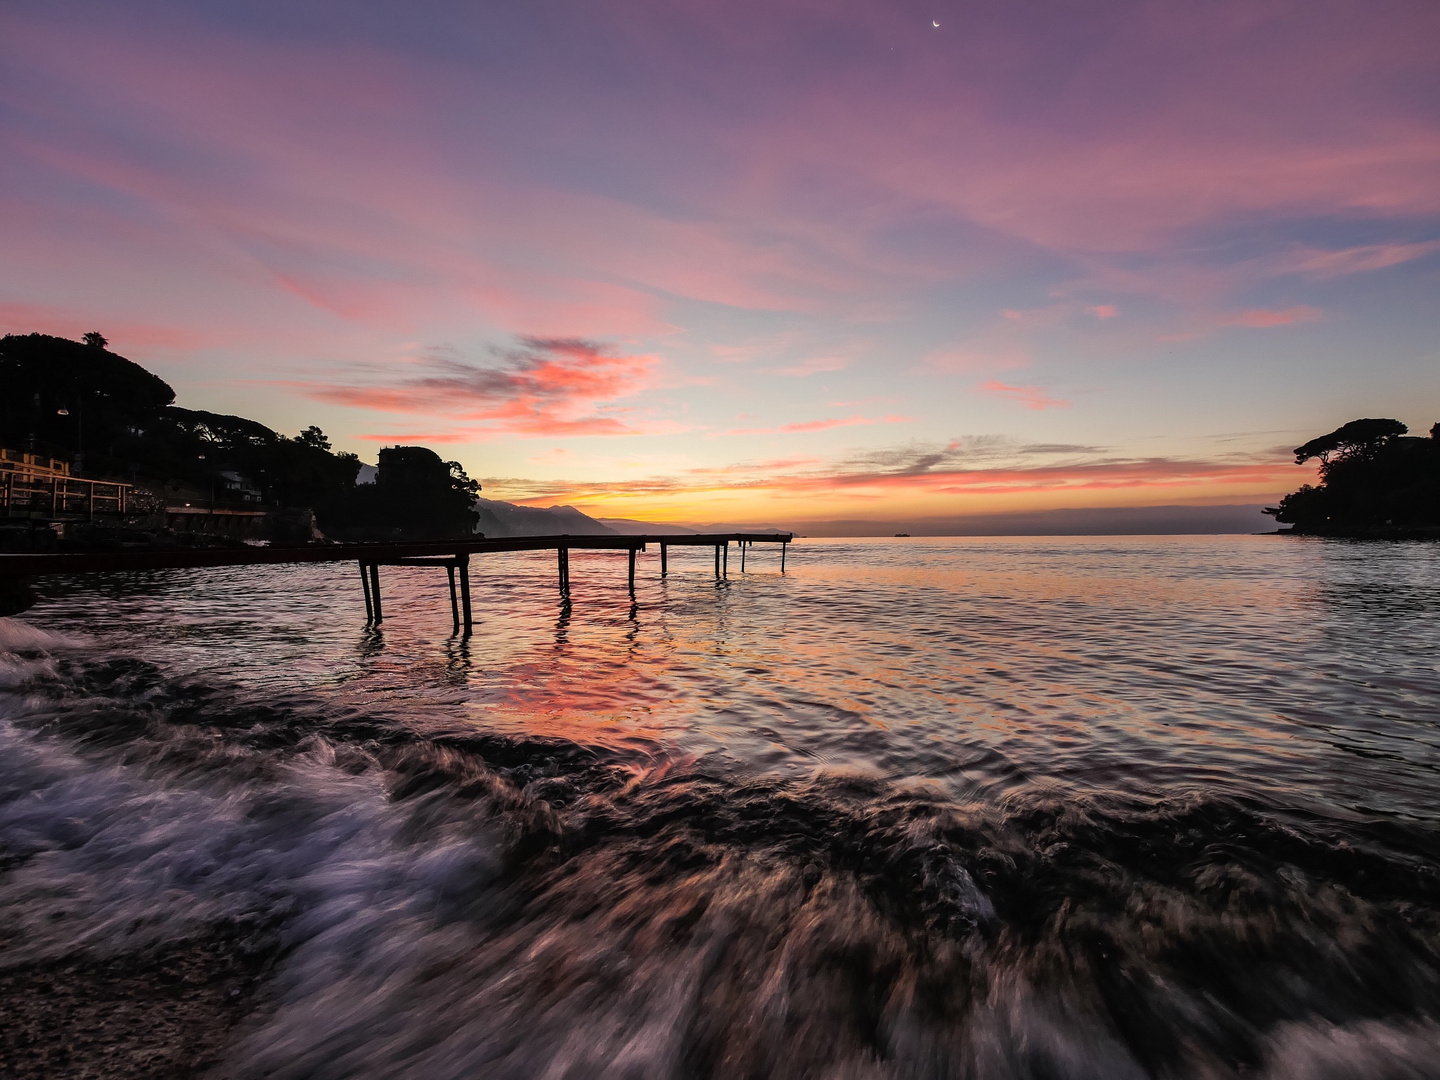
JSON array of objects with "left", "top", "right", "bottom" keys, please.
[{"left": 2, "top": 535, "right": 1439, "bottom": 1079}]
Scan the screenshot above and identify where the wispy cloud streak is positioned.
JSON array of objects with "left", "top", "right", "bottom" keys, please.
[
  {"left": 295, "top": 338, "right": 666, "bottom": 437},
  {"left": 484, "top": 438, "right": 1298, "bottom": 508},
  {"left": 979, "top": 381, "right": 1070, "bottom": 410}
]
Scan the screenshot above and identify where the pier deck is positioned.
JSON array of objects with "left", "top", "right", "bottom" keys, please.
[{"left": 0, "top": 533, "right": 793, "bottom": 631}]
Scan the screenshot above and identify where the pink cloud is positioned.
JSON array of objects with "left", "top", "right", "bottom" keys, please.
[
  {"left": 1224, "top": 306, "right": 1324, "bottom": 328},
  {"left": 724, "top": 414, "right": 911, "bottom": 436},
  {"left": 295, "top": 338, "right": 668, "bottom": 438},
  {"left": 1276, "top": 241, "right": 1440, "bottom": 278},
  {"left": 779, "top": 414, "right": 907, "bottom": 433},
  {"left": 978, "top": 380, "right": 1070, "bottom": 410},
  {"left": 1, "top": 0, "right": 1437, "bottom": 443}
]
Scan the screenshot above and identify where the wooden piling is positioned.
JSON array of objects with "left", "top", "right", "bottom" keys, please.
[
  {"left": 458, "top": 554, "right": 473, "bottom": 631},
  {"left": 368, "top": 563, "right": 383, "bottom": 622},
  {"left": 360, "top": 561, "right": 373, "bottom": 623},
  {"left": 714, "top": 544, "right": 720, "bottom": 578},
  {"left": 446, "top": 564, "right": 459, "bottom": 630},
  {"left": 740, "top": 541, "right": 746, "bottom": 572},
  {"left": 558, "top": 547, "right": 570, "bottom": 593},
  {"left": 781, "top": 541, "right": 787, "bottom": 573},
  {"left": 660, "top": 542, "right": 667, "bottom": 577},
  {"left": 627, "top": 548, "right": 636, "bottom": 593},
  {"left": 722, "top": 541, "right": 728, "bottom": 578}
]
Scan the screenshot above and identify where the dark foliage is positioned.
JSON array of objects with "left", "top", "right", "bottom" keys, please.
[
  {"left": 1, "top": 332, "right": 176, "bottom": 475},
  {"left": 1266, "top": 418, "right": 1440, "bottom": 533},
  {"left": 1292, "top": 417, "right": 1409, "bottom": 466},
  {"left": 0, "top": 332, "right": 482, "bottom": 539},
  {"left": 159, "top": 407, "right": 362, "bottom": 509},
  {"left": 322, "top": 446, "right": 480, "bottom": 539}
]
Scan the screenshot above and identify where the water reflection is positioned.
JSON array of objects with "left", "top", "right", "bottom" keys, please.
[{"left": 4, "top": 537, "right": 1440, "bottom": 1077}]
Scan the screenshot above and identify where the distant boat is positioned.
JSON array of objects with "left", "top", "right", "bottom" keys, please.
[{"left": 894, "top": 532, "right": 910, "bottom": 537}]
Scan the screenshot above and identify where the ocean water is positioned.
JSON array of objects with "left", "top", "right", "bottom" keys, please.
[{"left": 2, "top": 535, "right": 1439, "bottom": 1078}]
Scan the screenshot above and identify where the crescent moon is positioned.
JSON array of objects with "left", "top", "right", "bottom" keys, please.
[{"left": 932, "top": 20, "right": 941, "bottom": 27}]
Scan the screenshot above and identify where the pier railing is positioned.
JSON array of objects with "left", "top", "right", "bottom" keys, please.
[{"left": 1, "top": 469, "right": 130, "bottom": 519}]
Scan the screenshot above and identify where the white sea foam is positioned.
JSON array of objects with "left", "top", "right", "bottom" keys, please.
[
  {"left": 0, "top": 712, "right": 1106, "bottom": 1080},
  {"left": 0, "top": 615, "right": 86, "bottom": 654},
  {"left": 0, "top": 721, "right": 413, "bottom": 966}
]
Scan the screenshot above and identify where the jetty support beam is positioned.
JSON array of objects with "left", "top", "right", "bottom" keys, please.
[
  {"left": 446, "top": 564, "right": 459, "bottom": 630},
  {"left": 369, "top": 563, "right": 383, "bottom": 623},
  {"left": 360, "top": 561, "right": 373, "bottom": 623},
  {"left": 458, "top": 553, "right": 473, "bottom": 631}
]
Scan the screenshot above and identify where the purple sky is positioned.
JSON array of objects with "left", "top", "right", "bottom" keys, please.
[{"left": 3, "top": 0, "right": 1437, "bottom": 524}]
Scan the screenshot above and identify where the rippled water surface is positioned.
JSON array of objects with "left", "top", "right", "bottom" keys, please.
[{"left": 3, "top": 536, "right": 1440, "bottom": 1078}]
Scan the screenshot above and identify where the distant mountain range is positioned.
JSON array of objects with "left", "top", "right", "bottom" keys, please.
[{"left": 472, "top": 498, "right": 618, "bottom": 537}]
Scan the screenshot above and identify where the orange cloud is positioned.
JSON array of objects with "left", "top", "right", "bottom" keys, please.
[
  {"left": 295, "top": 337, "right": 668, "bottom": 438},
  {"left": 978, "top": 380, "right": 1070, "bottom": 410},
  {"left": 481, "top": 448, "right": 1300, "bottom": 522}
]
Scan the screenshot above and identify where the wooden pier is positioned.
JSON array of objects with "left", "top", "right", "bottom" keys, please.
[{"left": 0, "top": 533, "right": 792, "bottom": 632}]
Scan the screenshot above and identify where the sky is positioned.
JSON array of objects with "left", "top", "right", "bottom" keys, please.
[{"left": 2, "top": 0, "right": 1438, "bottom": 529}]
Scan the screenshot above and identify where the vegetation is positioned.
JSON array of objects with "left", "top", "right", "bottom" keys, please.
[
  {"left": 1, "top": 332, "right": 176, "bottom": 479},
  {"left": 323, "top": 447, "right": 480, "bottom": 540},
  {"left": 1, "top": 332, "right": 481, "bottom": 540},
  {"left": 1265, "top": 418, "right": 1440, "bottom": 534}
]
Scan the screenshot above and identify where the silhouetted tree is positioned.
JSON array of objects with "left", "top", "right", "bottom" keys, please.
[
  {"left": 320, "top": 446, "right": 480, "bottom": 539},
  {"left": 82, "top": 331, "right": 108, "bottom": 349},
  {"left": 296, "top": 425, "right": 331, "bottom": 451},
  {"left": 1293, "top": 418, "right": 1408, "bottom": 468},
  {"left": 0, "top": 333, "right": 175, "bottom": 470},
  {"left": 1267, "top": 418, "right": 1440, "bottom": 533},
  {"left": 1, "top": 330, "right": 485, "bottom": 541}
]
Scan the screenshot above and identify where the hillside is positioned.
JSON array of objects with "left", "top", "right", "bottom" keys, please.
[{"left": 472, "top": 498, "right": 616, "bottom": 537}]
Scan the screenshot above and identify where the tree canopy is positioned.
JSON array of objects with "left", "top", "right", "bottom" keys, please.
[
  {"left": 1, "top": 332, "right": 482, "bottom": 540},
  {"left": 1267, "top": 418, "right": 1440, "bottom": 534},
  {"left": 1292, "top": 418, "right": 1408, "bottom": 467},
  {"left": 321, "top": 446, "right": 480, "bottom": 539},
  {"left": 1, "top": 333, "right": 176, "bottom": 474}
]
